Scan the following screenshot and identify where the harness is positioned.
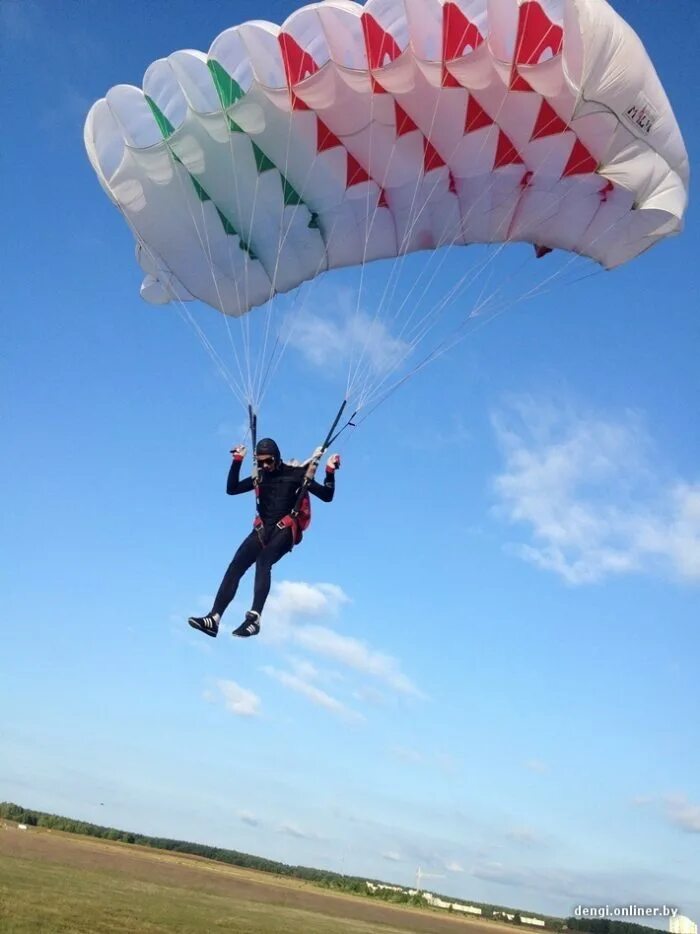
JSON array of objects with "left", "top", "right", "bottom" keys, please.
[
  {"left": 254, "top": 512, "right": 300, "bottom": 546},
  {"left": 247, "top": 400, "right": 353, "bottom": 549},
  {"left": 252, "top": 486, "right": 310, "bottom": 547}
]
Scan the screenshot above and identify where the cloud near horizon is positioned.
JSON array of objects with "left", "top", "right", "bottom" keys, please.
[
  {"left": 278, "top": 821, "right": 324, "bottom": 841},
  {"left": 238, "top": 811, "right": 260, "bottom": 827},
  {"left": 664, "top": 794, "right": 700, "bottom": 833},
  {"left": 470, "top": 859, "right": 686, "bottom": 911},
  {"left": 629, "top": 792, "right": 700, "bottom": 834},
  {"left": 505, "top": 827, "right": 542, "bottom": 847},
  {"left": 382, "top": 850, "right": 404, "bottom": 862}
]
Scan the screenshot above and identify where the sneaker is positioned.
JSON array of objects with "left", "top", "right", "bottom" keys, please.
[
  {"left": 188, "top": 614, "right": 219, "bottom": 638},
  {"left": 232, "top": 611, "right": 261, "bottom": 638}
]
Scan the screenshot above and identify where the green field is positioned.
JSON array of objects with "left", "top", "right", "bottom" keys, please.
[
  {"left": 0, "top": 852, "right": 406, "bottom": 933},
  {"left": 0, "top": 827, "right": 481, "bottom": 933}
]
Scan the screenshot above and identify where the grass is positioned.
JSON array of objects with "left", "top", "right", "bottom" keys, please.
[{"left": 0, "top": 852, "right": 418, "bottom": 934}]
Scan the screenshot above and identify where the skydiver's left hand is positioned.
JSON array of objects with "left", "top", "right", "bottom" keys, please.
[{"left": 326, "top": 454, "right": 341, "bottom": 472}]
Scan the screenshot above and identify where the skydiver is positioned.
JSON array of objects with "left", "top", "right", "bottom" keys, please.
[{"left": 187, "top": 438, "right": 340, "bottom": 639}]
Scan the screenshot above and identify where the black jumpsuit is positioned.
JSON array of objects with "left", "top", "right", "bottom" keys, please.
[{"left": 211, "top": 459, "right": 335, "bottom": 618}]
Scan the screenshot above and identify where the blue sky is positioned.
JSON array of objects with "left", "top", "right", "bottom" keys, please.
[{"left": 1, "top": 0, "right": 699, "bottom": 922}]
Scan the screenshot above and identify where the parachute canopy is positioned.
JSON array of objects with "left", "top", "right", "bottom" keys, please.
[{"left": 84, "top": 0, "right": 688, "bottom": 319}]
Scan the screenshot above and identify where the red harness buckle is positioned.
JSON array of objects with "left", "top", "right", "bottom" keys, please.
[
  {"left": 276, "top": 514, "right": 300, "bottom": 545},
  {"left": 253, "top": 514, "right": 300, "bottom": 546}
]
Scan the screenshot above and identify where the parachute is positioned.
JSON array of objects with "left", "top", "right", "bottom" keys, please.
[{"left": 84, "top": 0, "right": 688, "bottom": 416}]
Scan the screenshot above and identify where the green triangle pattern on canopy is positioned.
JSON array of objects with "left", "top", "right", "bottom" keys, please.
[
  {"left": 208, "top": 59, "right": 245, "bottom": 109},
  {"left": 145, "top": 95, "right": 176, "bottom": 139},
  {"left": 145, "top": 90, "right": 317, "bottom": 263},
  {"left": 209, "top": 62, "right": 318, "bottom": 226},
  {"left": 139, "top": 106, "right": 258, "bottom": 260}
]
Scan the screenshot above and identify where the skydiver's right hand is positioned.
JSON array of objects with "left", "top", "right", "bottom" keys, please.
[{"left": 231, "top": 444, "right": 247, "bottom": 462}]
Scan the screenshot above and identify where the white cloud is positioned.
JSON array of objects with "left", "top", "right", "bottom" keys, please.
[
  {"left": 444, "top": 860, "right": 465, "bottom": 873},
  {"left": 286, "top": 655, "right": 343, "bottom": 685},
  {"left": 290, "top": 657, "right": 321, "bottom": 680},
  {"left": 470, "top": 860, "right": 691, "bottom": 910},
  {"left": 664, "top": 794, "right": 700, "bottom": 833},
  {"left": 524, "top": 759, "right": 549, "bottom": 774},
  {"left": 390, "top": 746, "right": 424, "bottom": 765},
  {"left": 282, "top": 296, "right": 411, "bottom": 389},
  {"left": 263, "top": 581, "right": 349, "bottom": 639},
  {"left": 262, "top": 665, "right": 364, "bottom": 723},
  {"left": 238, "top": 811, "right": 260, "bottom": 827},
  {"left": 506, "top": 827, "right": 541, "bottom": 847},
  {"left": 263, "top": 580, "right": 424, "bottom": 699},
  {"left": 207, "top": 679, "right": 261, "bottom": 717},
  {"left": 628, "top": 793, "right": 700, "bottom": 833},
  {"left": 352, "top": 685, "right": 387, "bottom": 705},
  {"left": 278, "top": 821, "right": 323, "bottom": 840},
  {"left": 382, "top": 850, "right": 404, "bottom": 862},
  {"left": 294, "top": 625, "right": 425, "bottom": 698},
  {"left": 492, "top": 398, "right": 700, "bottom": 584}
]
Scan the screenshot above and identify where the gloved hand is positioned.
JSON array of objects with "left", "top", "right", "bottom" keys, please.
[
  {"left": 311, "top": 445, "right": 324, "bottom": 462},
  {"left": 326, "top": 453, "right": 341, "bottom": 472},
  {"left": 230, "top": 444, "right": 247, "bottom": 461}
]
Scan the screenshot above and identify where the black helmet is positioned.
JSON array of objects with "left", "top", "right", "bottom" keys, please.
[{"left": 255, "top": 438, "right": 281, "bottom": 461}]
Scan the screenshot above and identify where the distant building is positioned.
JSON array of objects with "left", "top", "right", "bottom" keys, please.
[
  {"left": 670, "top": 917, "right": 697, "bottom": 934},
  {"left": 493, "top": 912, "right": 546, "bottom": 926},
  {"left": 365, "top": 882, "right": 403, "bottom": 894},
  {"left": 365, "top": 880, "right": 528, "bottom": 923},
  {"left": 453, "top": 903, "right": 483, "bottom": 916},
  {"left": 422, "top": 893, "right": 482, "bottom": 915},
  {"left": 423, "top": 894, "right": 452, "bottom": 910}
]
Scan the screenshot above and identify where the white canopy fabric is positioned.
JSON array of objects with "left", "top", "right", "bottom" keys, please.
[{"left": 84, "top": 0, "right": 689, "bottom": 318}]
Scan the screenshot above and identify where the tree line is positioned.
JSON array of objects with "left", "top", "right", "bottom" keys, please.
[
  {"left": 0, "top": 801, "right": 369, "bottom": 885},
  {"left": 566, "top": 918, "right": 668, "bottom": 934},
  {"left": 0, "top": 802, "right": 666, "bottom": 934}
]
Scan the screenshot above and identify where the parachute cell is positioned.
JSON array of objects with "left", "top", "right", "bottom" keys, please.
[{"left": 84, "top": 0, "right": 688, "bottom": 319}]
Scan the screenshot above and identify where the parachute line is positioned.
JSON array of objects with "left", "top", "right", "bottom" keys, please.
[
  {"left": 114, "top": 203, "right": 248, "bottom": 405},
  {"left": 164, "top": 148, "right": 255, "bottom": 404},
  {"left": 85, "top": 0, "right": 687, "bottom": 430},
  {"left": 345, "top": 75, "right": 520, "bottom": 408}
]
